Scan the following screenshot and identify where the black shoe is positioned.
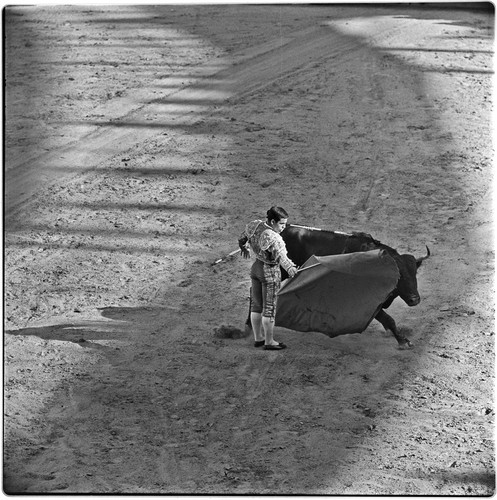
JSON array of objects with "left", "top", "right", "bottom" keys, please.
[
  {"left": 254, "top": 340, "right": 265, "bottom": 348},
  {"left": 264, "top": 342, "right": 287, "bottom": 350}
]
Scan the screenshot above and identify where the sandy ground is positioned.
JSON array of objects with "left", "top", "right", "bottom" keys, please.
[{"left": 3, "top": 4, "right": 495, "bottom": 495}]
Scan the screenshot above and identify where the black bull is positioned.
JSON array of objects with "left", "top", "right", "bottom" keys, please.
[{"left": 245, "top": 224, "right": 430, "bottom": 348}]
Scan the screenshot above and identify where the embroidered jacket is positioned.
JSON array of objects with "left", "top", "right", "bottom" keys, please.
[{"left": 238, "top": 220, "right": 296, "bottom": 273}]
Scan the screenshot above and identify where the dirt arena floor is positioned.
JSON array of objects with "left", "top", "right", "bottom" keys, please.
[{"left": 3, "top": 3, "right": 495, "bottom": 495}]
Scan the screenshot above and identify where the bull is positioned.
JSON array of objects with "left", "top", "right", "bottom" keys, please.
[{"left": 245, "top": 224, "right": 430, "bottom": 348}]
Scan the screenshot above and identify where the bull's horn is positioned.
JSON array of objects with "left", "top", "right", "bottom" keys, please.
[{"left": 416, "top": 245, "right": 431, "bottom": 264}]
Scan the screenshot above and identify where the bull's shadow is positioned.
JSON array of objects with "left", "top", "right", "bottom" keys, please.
[
  {"left": 97, "top": 305, "right": 168, "bottom": 322},
  {"left": 5, "top": 322, "right": 122, "bottom": 351},
  {"left": 5, "top": 306, "right": 167, "bottom": 349}
]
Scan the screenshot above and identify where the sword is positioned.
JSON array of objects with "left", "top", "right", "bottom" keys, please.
[
  {"left": 213, "top": 248, "right": 241, "bottom": 265},
  {"left": 295, "top": 262, "right": 321, "bottom": 273}
]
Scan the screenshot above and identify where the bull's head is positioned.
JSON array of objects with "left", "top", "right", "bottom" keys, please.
[
  {"left": 345, "top": 232, "right": 430, "bottom": 307},
  {"left": 394, "top": 246, "right": 430, "bottom": 306}
]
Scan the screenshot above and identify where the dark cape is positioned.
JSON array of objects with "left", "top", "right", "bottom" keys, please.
[{"left": 275, "top": 250, "right": 399, "bottom": 337}]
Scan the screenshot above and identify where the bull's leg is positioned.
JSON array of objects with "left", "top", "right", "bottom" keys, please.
[
  {"left": 245, "top": 287, "right": 253, "bottom": 335},
  {"left": 375, "top": 309, "right": 412, "bottom": 349}
]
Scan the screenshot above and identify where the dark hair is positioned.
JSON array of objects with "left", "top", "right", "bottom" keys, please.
[{"left": 266, "top": 206, "right": 288, "bottom": 223}]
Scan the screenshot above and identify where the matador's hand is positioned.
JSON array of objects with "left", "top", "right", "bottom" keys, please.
[
  {"left": 288, "top": 266, "right": 298, "bottom": 278},
  {"left": 241, "top": 247, "right": 251, "bottom": 259}
]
